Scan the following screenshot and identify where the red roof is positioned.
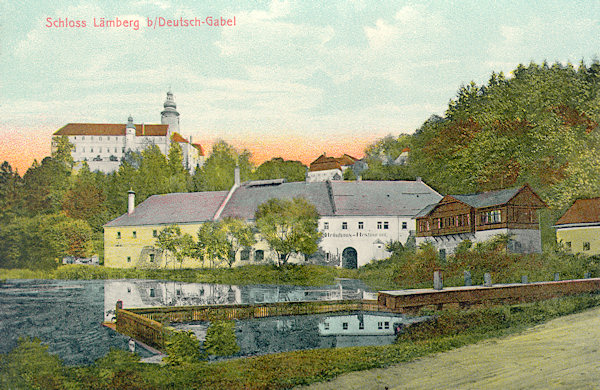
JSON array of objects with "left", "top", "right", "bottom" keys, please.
[
  {"left": 309, "top": 153, "right": 357, "bottom": 172},
  {"left": 556, "top": 197, "right": 600, "bottom": 225},
  {"left": 53, "top": 123, "right": 168, "bottom": 137},
  {"left": 192, "top": 143, "right": 205, "bottom": 156},
  {"left": 171, "top": 132, "right": 188, "bottom": 143}
]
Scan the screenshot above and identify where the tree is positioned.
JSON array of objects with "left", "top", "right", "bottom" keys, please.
[
  {"left": 203, "top": 320, "right": 240, "bottom": 356},
  {"left": 155, "top": 225, "right": 195, "bottom": 268},
  {"left": 0, "top": 161, "right": 22, "bottom": 222},
  {"left": 21, "top": 157, "right": 70, "bottom": 215},
  {"left": 195, "top": 221, "right": 229, "bottom": 268},
  {"left": 255, "top": 197, "right": 322, "bottom": 267},
  {"left": 192, "top": 140, "right": 254, "bottom": 191},
  {"left": 221, "top": 218, "right": 256, "bottom": 268},
  {"left": 167, "top": 141, "right": 190, "bottom": 193},
  {"left": 252, "top": 157, "right": 306, "bottom": 182},
  {"left": 51, "top": 135, "right": 75, "bottom": 169},
  {"left": 62, "top": 165, "right": 106, "bottom": 230}
]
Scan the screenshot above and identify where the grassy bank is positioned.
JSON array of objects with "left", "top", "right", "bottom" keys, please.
[
  {"left": 2, "top": 294, "right": 599, "bottom": 389},
  {"left": 0, "top": 264, "right": 359, "bottom": 287}
]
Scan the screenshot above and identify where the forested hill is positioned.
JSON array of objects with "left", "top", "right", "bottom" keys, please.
[{"left": 364, "top": 61, "right": 600, "bottom": 211}]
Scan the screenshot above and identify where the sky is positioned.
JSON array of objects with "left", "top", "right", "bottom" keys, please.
[{"left": 1, "top": 0, "right": 599, "bottom": 173}]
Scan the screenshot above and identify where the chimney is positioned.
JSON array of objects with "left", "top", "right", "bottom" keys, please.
[
  {"left": 234, "top": 165, "right": 241, "bottom": 186},
  {"left": 128, "top": 190, "right": 135, "bottom": 215}
]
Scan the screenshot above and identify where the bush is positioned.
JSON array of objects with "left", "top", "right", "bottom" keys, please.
[
  {"left": 203, "top": 320, "right": 240, "bottom": 357},
  {"left": 163, "top": 330, "right": 205, "bottom": 365}
]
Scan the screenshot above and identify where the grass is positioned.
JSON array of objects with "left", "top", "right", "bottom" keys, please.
[
  {"left": 3, "top": 294, "right": 600, "bottom": 389},
  {"left": 0, "top": 263, "right": 360, "bottom": 287}
]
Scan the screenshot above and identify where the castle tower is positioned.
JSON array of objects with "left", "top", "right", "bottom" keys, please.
[
  {"left": 125, "top": 115, "right": 136, "bottom": 150},
  {"left": 160, "top": 90, "right": 180, "bottom": 134}
]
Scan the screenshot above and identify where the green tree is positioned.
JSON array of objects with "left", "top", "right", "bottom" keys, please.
[
  {"left": 51, "top": 135, "right": 75, "bottom": 169},
  {"left": 163, "top": 331, "right": 205, "bottom": 365},
  {"left": 203, "top": 320, "right": 240, "bottom": 357},
  {"left": 255, "top": 197, "right": 321, "bottom": 267},
  {"left": 0, "top": 161, "right": 22, "bottom": 222},
  {"left": 221, "top": 218, "right": 256, "bottom": 267},
  {"left": 167, "top": 141, "right": 191, "bottom": 193},
  {"left": 252, "top": 157, "right": 306, "bottom": 182},
  {"left": 192, "top": 140, "right": 253, "bottom": 191},
  {"left": 195, "top": 221, "right": 229, "bottom": 268},
  {"left": 62, "top": 164, "right": 106, "bottom": 231},
  {"left": 155, "top": 225, "right": 195, "bottom": 269},
  {"left": 21, "top": 157, "right": 70, "bottom": 215}
]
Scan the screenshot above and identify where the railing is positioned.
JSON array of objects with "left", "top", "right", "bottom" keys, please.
[
  {"left": 115, "top": 302, "right": 171, "bottom": 350},
  {"left": 127, "top": 299, "right": 380, "bottom": 323}
]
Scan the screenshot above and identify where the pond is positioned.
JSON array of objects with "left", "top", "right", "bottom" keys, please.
[{"left": 1, "top": 278, "right": 420, "bottom": 365}]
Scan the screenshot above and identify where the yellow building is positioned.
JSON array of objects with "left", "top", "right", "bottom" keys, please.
[
  {"left": 104, "top": 190, "right": 229, "bottom": 268},
  {"left": 555, "top": 197, "right": 600, "bottom": 255}
]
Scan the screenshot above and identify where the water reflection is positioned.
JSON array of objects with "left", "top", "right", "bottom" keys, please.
[
  {"left": 174, "top": 312, "right": 424, "bottom": 357},
  {"left": 104, "top": 278, "right": 376, "bottom": 321}
]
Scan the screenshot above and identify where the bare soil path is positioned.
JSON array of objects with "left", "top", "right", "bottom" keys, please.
[{"left": 300, "top": 306, "right": 600, "bottom": 390}]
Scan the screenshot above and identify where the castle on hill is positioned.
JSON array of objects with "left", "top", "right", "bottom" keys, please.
[{"left": 52, "top": 91, "right": 204, "bottom": 173}]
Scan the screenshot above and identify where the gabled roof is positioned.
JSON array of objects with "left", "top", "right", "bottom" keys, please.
[
  {"left": 171, "top": 132, "right": 188, "bottom": 143},
  {"left": 105, "top": 179, "right": 442, "bottom": 227},
  {"left": 328, "top": 181, "right": 442, "bottom": 217},
  {"left": 220, "top": 182, "right": 335, "bottom": 219},
  {"left": 309, "top": 153, "right": 358, "bottom": 172},
  {"left": 416, "top": 184, "right": 545, "bottom": 218},
  {"left": 451, "top": 187, "right": 521, "bottom": 209},
  {"left": 105, "top": 191, "right": 229, "bottom": 227},
  {"left": 192, "top": 143, "right": 205, "bottom": 156},
  {"left": 54, "top": 123, "right": 169, "bottom": 137},
  {"left": 556, "top": 197, "right": 600, "bottom": 226}
]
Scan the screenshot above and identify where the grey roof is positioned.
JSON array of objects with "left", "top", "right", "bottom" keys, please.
[
  {"left": 328, "top": 181, "right": 442, "bottom": 216},
  {"left": 451, "top": 187, "right": 521, "bottom": 208},
  {"left": 220, "top": 181, "right": 335, "bottom": 219},
  {"left": 414, "top": 203, "right": 438, "bottom": 219},
  {"left": 105, "top": 180, "right": 442, "bottom": 227},
  {"left": 105, "top": 191, "right": 229, "bottom": 227}
]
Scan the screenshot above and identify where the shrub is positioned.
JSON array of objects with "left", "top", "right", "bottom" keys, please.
[{"left": 203, "top": 320, "right": 240, "bottom": 357}]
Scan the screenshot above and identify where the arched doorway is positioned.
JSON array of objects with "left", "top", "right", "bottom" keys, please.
[{"left": 342, "top": 247, "right": 358, "bottom": 269}]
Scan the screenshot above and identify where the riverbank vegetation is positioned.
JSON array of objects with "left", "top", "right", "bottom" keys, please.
[{"left": 2, "top": 294, "right": 600, "bottom": 389}]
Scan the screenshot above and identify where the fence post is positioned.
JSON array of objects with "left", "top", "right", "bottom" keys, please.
[
  {"left": 464, "top": 270, "right": 472, "bottom": 286},
  {"left": 483, "top": 273, "right": 492, "bottom": 287},
  {"left": 434, "top": 270, "right": 443, "bottom": 290},
  {"left": 584, "top": 272, "right": 591, "bottom": 279},
  {"left": 521, "top": 275, "right": 528, "bottom": 284},
  {"left": 554, "top": 272, "right": 560, "bottom": 281}
]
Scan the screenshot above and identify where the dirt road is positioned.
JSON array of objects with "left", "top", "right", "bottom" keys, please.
[{"left": 301, "top": 306, "right": 600, "bottom": 389}]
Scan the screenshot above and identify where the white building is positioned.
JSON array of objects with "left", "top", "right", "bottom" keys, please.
[
  {"left": 52, "top": 91, "right": 204, "bottom": 173},
  {"left": 104, "top": 171, "right": 442, "bottom": 269}
]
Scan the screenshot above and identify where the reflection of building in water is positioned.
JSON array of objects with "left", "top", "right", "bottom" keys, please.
[
  {"left": 103, "top": 280, "right": 242, "bottom": 321},
  {"left": 104, "top": 279, "right": 374, "bottom": 320},
  {"left": 319, "top": 313, "right": 405, "bottom": 336}
]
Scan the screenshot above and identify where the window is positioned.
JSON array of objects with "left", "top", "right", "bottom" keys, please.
[
  {"left": 482, "top": 210, "right": 501, "bottom": 224},
  {"left": 82, "top": 147, "right": 85, "bottom": 153},
  {"left": 149, "top": 288, "right": 155, "bottom": 297},
  {"left": 255, "top": 250, "right": 264, "bottom": 262},
  {"left": 342, "top": 322, "right": 348, "bottom": 330},
  {"left": 117, "top": 232, "right": 121, "bottom": 239},
  {"left": 378, "top": 321, "right": 383, "bottom": 330},
  {"left": 342, "top": 222, "right": 348, "bottom": 230},
  {"left": 358, "top": 322, "right": 364, "bottom": 330},
  {"left": 377, "top": 221, "right": 383, "bottom": 229},
  {"left": 402, "top": 222, "right": 407, "bottom": 229},
  {"left": 565, "top": 241, "right": 572, "bottom": 250},
  {"left": 99, "top": 136, "right": 102, "bottom": 141},
  {"left": 132, "top": 231, "right": 137, "bottom": 238},
  {"left": 324, "top": 322, "right": 329, "bottom": 330},
  {"left": 240, "top": 248, "right": 250, "bottom": 261},
  {"left": 383, "top": 222, "right": 389, "bottom": 229},
  {"left": 99, "top": 147, "right": 102, "bottom": 153},
  {"left": 384, "top": 321, "right": 390, "bottom": 329},
  {"left": 90, "top": 148, "right": 94, "bottom": 153},
  {"left": 127, "top": 256, "right": 131, "bottom": 263},
  {"left": 82, "top": 136, "right": 85, "bottom": 140},
  {"left": 153, "top": 230, "right": 158, "bottom": 237},
  {"left": 323, "top": 222, "right": 329, "bottom": 230},
  {"left": 149, "top": 254, "right": 155, "bottom": 262},
  {"left": 584, "top": 242, "right": 591, "bottom": 251},
  {"left": 176, "top": 289, "right": 181, "bottom": 296},
  {"left": 358, "top": 221, "right": 364, "bottom": 229}
]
